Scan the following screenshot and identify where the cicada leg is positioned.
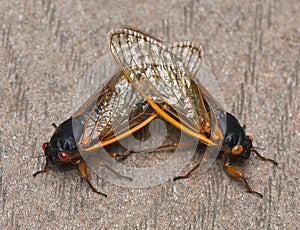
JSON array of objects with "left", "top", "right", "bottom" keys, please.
[
  {"left": 32, "top": 122, "right": 57, "bottom": 177},
  {"left": 155, "top": 141, "right": 196, "bottom": 151},
  {"left": 33, "top": 158, "right": 49, "bottom": 177},
  {"left": 128, "top": 140, "right": 202, "bottom": 180},
  {"left": 221, "top": 152, "right": 263, "bottom": 198},
  {"left": 85, "top": 152, "right": 133, "bottom": 183},
  {"left": 110, "top": 151, "right": 133, "bottom": 160},
  {"left": 251, "top": 149, "right": 278, "bottom": 166},
  {"left": 134, "top": 140, "right": 201, "bottom": 180},
  {"left": 51, "top": 123, "right": 58, "bottom": 129},
  {"left": 129, "top": 140, "right": 196, "bottom": 154},
  {"left": 173, "top": 162, "right": 201, "bottom": 181},
  {"left": 77, "top": 160, "right": 107, "bottom": 197}
]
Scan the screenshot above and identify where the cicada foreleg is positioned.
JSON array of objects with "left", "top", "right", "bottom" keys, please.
[
  {"left": 221, "top": 152, "right": 263, "bottom": 198},
  {"left": 33, "top": 158, "right": 49, "bottom": 177},
  {"left": 77, "top": 160, "right": 107, "bottom": 197},
  {"left": 251, "top": 149, "right": 278, "bottom": 166}
]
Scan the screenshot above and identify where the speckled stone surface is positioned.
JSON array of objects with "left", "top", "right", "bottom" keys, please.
[{"left": 0, "top": 0, "right": 299, "bottom": 229}]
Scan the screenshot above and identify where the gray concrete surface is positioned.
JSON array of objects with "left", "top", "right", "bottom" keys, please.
[{"left": 0, "top": 0, "right": 299, "bottom": 229}]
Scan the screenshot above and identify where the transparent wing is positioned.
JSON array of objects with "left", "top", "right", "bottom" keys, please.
[
  {"left": 73, "top": 71, "right": 158, "bottom": 151},
  {"left": 169, "top": 41, "right": 203, "bottom": 78},
  {"left": 108, "top": 28, "right": 218, "bottom": 143}
]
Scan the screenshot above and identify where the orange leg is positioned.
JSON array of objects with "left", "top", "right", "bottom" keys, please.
[
  {"left": 152, "top": 141, "right": 196, "bottom": 152},
  {"left": 222, "top": 152, "right": 263, "bottom": 198},
  {"left": 129, "top": 140, "right": 195, "bottom": 154},
  {"left": 173, "top": 162, "right": 201, "bottom": 181},
  {"left": 77, "top": 161, "right": 107, "bottom": 197},
  {"left": 110, "top": 151, "right": 133, "bottom": 160},
  {"left": 252, "top": 149, "right": 278, "bottom": 165}
]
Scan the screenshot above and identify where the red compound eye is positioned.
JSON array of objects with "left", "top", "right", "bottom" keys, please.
[
  {"left": 57, "top": 151, "right": 70, "bottom": 161},
  {"left": 42, "top": 142, "right": 48, "bottom": 150}
]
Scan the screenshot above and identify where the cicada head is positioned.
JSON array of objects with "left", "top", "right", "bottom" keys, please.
[
  {"left": 222, "top": 113, "right": 253, "bottom": 159},
  {"left": 42, "top": 118, "right": 80, "bottom": 165},
  {"left": 229, "top": 132, "right": 253, "bottom": 159}
]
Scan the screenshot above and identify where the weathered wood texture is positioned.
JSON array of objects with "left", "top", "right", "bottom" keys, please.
[{"left": 0, "top": 0, "right": 299, "bottom": 229}]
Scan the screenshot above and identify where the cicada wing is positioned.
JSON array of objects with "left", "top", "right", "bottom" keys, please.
[
  {"left": 169, "top": 42, "right": 203, "bottom": 79},
  {"left": 161, "top": 43, "right": 223, "bottom": 139},
  {"left": 99, "top": 98, "right": 158, "bottom": 144},
  {"left": 167, "top": 46, "right": 226, "bottom": 171},
  {"left": 170, "top": 42, "right": 225, "bottom": 140},
  {"left": 108, "top": 28, "right": 215, "bottom": 144},
  {"left": 73, "top": 71, "right": 158, "bottom": 152}
]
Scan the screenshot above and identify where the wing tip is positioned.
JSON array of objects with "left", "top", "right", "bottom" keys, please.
[
  {"left": 172, "top": 41, "right": 204, "bottom": 59},
  {"left": 108, "top": 26, "right": 163, "bottom": 47},
  {"left": 108, "top": 27, "right": 203, "bottom": 55}
]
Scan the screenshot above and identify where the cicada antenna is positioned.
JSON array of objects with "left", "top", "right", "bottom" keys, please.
[
  {"left": 252, "top": 146, "right": 267, "bottom": 151},
  {"left": 31, "top": 155, "right": 46, "bottom": 159},
  {"left": 251, "top": 148, "right": 278, "bottom": 166}
]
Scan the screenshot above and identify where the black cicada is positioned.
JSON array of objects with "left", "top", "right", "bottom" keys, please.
[
  {"left": 107, "top": 27, "right": 278, "bottom": 198},
  {"left": 34, "top": 70, "right": 160, "bottom": 197}
]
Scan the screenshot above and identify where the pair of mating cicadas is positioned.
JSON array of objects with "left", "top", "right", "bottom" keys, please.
[{"left": 34, "top": 27, "right": 277, "bottom": 198}]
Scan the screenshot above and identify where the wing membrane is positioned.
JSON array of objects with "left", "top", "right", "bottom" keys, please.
[
  {"left": 73, "top": 71, "right": 158, "bottom": 151},
  {"left": 108, "top": 28, "right": 219, "bottom": 144}
]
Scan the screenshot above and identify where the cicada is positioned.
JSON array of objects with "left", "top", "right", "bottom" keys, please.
[
  {"left": 107, "top": 27, "right": 278, "bottom": 198},
  {"left": 34, "top": 70, "right": 160, "bottom": 196}
]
